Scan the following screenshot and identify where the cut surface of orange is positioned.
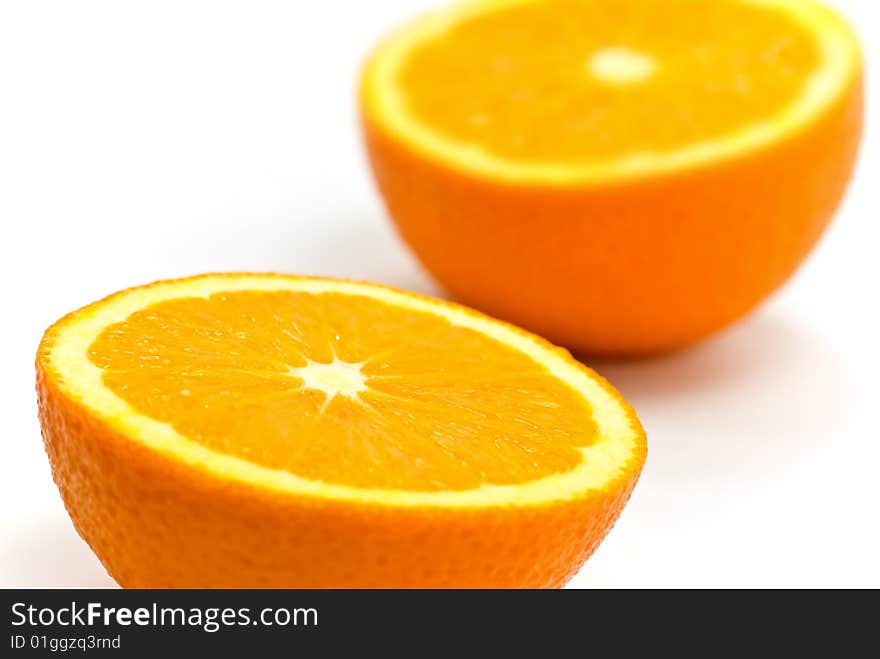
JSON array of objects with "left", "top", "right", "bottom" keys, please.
[
  {"left": 360, "top": 0, "right": 863, "bottom": 355},
  {"left": 363, "top": 0, "right": 859, "bottom": 183},
  {"left": 37, "top": 274, "right": 645, "bottom": 587}
]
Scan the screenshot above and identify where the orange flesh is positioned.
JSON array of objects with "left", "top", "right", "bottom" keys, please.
[
  {"left": 88, "top": 291, "right": 596, "bottom": 491},
  {"left": 399, "top": 0, "right": 821, "bottom": 162}
]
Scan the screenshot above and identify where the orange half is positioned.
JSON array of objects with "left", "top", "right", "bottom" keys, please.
[
  {"left": 359, "top": 0, "right": 862, "bottom": 355},
  {"left": 37, "top": 274, "right": 646, "bottom": 587}
]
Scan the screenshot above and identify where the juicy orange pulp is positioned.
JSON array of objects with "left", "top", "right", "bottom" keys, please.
[
  {"left": 399, "top": 0, "right": 821, "bottom": 163},
  {"left": 89, "top": 290, "right": 594, "bottom": 491}
]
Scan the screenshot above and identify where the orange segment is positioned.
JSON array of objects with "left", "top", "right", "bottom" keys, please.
[
  {"left": 398, "top": 0, "right": 822, "bottom": 163},
  {"left": 88, "top": 290, "right": 592, "bottom": 491},
  {"left": 37, "top": 274, "right": 645, "bottom": 587}
]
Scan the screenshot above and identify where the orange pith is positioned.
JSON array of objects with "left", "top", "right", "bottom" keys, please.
[
  {"left": 37, "top": 274, "right": 646, "bottom": 588},
  {"left": 89, "top": 290, "right": 592, "bottom": 491},
  {"left": 400, "top": 0, "right": 821, "bottom": 163}
]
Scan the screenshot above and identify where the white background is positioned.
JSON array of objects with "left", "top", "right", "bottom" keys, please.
[{"left": 1, "top": 0, "right": 877, "bottom": 588}]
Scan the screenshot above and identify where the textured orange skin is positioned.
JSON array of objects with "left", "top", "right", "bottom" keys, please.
[
  {"left": 36, "top": 290, "right": 645, "bottom": 589},
  {"left": 362, "top": 72, "right": 863, "bottom": 356}
]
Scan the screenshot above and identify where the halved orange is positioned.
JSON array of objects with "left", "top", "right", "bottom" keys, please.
[
  {"left": 37, "top": 274, "right": 645, "bottom": 588},
  {"left": 361, "top": 0, "right": 863, "bottom": 354}
]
